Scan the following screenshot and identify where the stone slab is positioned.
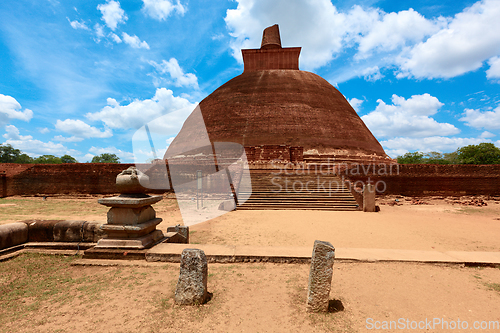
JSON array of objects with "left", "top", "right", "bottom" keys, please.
[
  {"left": 146, "top": 244, "right": 500, "bottom": 265},
  {"left": 101, "top": 218, "right": 162, "bottom": 232},
  {"left": 95, "top": 229, "right": 164, "bottom": 250},
  {"left": 98, "top": 195, "right": 163, "bottom": 208}
]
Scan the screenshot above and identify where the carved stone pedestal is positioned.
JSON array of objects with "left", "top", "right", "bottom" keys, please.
[{"left": 95, "top": 194, "right": 165, "bottom": 249}]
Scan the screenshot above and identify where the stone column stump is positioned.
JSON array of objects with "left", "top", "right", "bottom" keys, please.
[
  {"left": 175, "top": 248, "right": 209, "bottom": 305},
  {"left": 363, "top": 184, "right": 376, "bottom": 212},
  {"left": 306, "top": 240, "right": 335, "bottom": 312}
]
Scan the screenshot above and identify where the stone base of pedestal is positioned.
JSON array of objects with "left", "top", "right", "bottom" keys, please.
[
  {"left": 95, "top": 229, "right": 165, "bottom": 250},
  {"left": 95, "top": 194, "right": 165, "bottom": 250}
]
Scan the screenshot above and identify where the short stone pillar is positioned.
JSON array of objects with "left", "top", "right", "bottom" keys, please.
[
  {"left": 363, "top": 184, "right": 376, "bottom": 212},
  {"left": 175, "top": 248, "right": 209, "bottom": 305},
  {"left": 95, "top": 167, "right": 165, "bottom": 249},
  {"left": 306, "top": 240, "right": 335, "bottom": 312}
]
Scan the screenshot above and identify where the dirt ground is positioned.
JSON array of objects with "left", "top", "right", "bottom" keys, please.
[{"left": 1, "top": 195, "right": 500, "bottom": 332}]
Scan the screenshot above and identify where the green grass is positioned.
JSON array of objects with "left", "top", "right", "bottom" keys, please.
[{"left": 486, "top": 282, "right": 500, "bottom": 293}]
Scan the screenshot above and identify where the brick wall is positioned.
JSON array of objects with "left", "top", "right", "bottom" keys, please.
[
  {"left": 345, "top": 164, "right": 500, "bottom": 196},
  {"left": 0, "top": 163, "right": 134, "bottom": 197}
]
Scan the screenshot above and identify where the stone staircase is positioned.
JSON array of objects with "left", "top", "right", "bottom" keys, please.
[{"left": 236, "top": 170, "right": 359, "bottom": 211}]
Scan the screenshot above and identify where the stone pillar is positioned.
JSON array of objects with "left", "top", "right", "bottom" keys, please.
[
  {"left": 175, "top": 248, "right": 209, "bottom": 305},
  {"left": 306, "top": 240, "right": 335, "bottom": 312},
  {"left": 363, "top": 184, "right": 376, "bottom": 212}
]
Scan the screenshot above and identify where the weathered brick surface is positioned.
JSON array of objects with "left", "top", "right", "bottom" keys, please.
[{"left": 346, "top": 164, "right": 500, "bottom": 196}]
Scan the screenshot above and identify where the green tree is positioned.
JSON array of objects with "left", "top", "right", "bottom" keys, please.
[
  {"left": 91, "top": 153, "right": 120, "bottom": 163},
  {"left": 397, "top": 152, "right": 424, "bottom": 164},
  {"left": 33, "top": 155, "right": 62, "bottom": 164},
  {"left": 0, "top": 144, "right": 33, "bottom": 163},
  {"left": 456, "top": 143, "right": 500, "bottom": 164},
  {"left": 1, "top": 144, "right": 21, "bottom": 163},
  {"left": 60, "top": 154, "right": 78, "bottom": 163},
  {"left": 16, "top": 153, "right": 33, "bottom": 164},
  {"left": 423, "top": 152, "right": 450, "bottom": 164}
]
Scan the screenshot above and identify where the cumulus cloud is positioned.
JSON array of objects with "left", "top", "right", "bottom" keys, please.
[
  {"left": 381, "top": 136, "right": 489, "bottom": 157},
  {"left": 55, "top": 119, "right": 113, "bottom": 138},
  {"left": 0, "top": 94, "right": 33, "bottom": 126},
  {"left": 3, "top": 125, "right": 32, "bottom": 141},
  {"left": 149, "top": 58, "right": 199, "bottom": 89},
  {"left": 460, "top": 106, "right": 500, "bottom": 130},
  {"left": 397, "top": 0, "right": 500, "bottom": 79},
  {"left": 39, "top": 127, "right": 50, "bottom": 134},
  {"left": 480, "top": 131, "right": 496, "bottom": 139},
  {"left": 122, "top": 32, "right": 150, "bottom": 49},
  {"left": 348, "top": 98, "right": 364, "bottom": 113},
  {"left": 86, "top": 88, "right": 196, "bottom": 130},
  {"left": 97, "top": 0, "right": 127, "bottom": 31},
  {"left": 356, "top": 8, "right": 443, "bottom": 59},
  {"left": 486, "top": 56, "right": 500, "bottom": 80},
  {"left": 225, "top": 0, "right": 500, "bottom": 81},
  {"left": 2, "top": 126, "right": 74, "bottom": 157},
  {"left": 225, "top": 0, "right": 351, "bottom": 70},
  {"left": 361, "top": 93, "right": 459, "bottom": 138},
  {"left": 142, "top": 0, "right": 185, "bottom": 21}
]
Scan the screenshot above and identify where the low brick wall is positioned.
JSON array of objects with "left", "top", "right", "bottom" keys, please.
[
  {"left": 345, "top": 164, "right": 500, "bottom": 197},
  {"left": 0, "top": 163, "right": 135, "bottom": 197}
]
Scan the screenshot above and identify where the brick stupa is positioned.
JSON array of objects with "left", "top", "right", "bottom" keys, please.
[{"left": 166, "top": 24, "right": 387, "bottom": 163}]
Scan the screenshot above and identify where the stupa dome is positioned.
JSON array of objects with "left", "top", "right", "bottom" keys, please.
[{"left": 166, "top": 24, "right": 386, "bottom": 159}]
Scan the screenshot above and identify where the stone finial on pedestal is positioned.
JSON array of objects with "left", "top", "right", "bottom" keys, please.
[
  {"left": 95, "top": 166, "right": 165, "bottom": 249},
  {"left": 306, "top": 240, "right": 335, "bottom": 312}
]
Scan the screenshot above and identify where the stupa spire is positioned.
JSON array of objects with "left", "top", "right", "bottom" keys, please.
[{"left": 261, "top": 24, "right": 282, "bottom": 49}]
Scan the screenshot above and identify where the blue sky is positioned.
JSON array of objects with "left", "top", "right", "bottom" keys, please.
[{"left": 1, "top": 0, "right": 500, "bottom": 162}]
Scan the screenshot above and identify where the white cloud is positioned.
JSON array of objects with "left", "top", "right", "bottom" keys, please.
[
  {"left": 86, "top": 88, "right": 196, "bottom": 130},
  {"left": 53, "top": 135, "right": 85, "bottom": 143},
  {"left": 361, "top": 94, "right": 459, "bottom": 138},
  {"left": 39, "top": 127, "right": 50, "bottom": 134},
  {"left": 225, "top": 0, "right": 353, "bottom": 70},
  {"left": 89, "top": 146, "right": 135, "bottom": 162},
  {"left": 3, "top": 125, "right": 32, "bottom": 140},
  {"left": 97, "top": 0, "right": 127, "bottom": 31},
  {"left": 486, "top": 56, "right": 500, "bottom": 80},
  {"left": 460, "top": 106, "right": 500, "bottom": 130},
  {"left": 381, "top": 136, "right": 489, "bottom": 158},
  {"left": 142, "top": 0, "right": 185, "bottom": 21},
  {"left": 149, "top": 58, "right": 199, "bottom": 89},
  {"left": 110, "top": 33, "right": 122, "bottom": 43},
  {"left": 2, "top": 126, "right": 75, "bottom": 157},
  {"left": 356, "top": 9, "right": 443, "bottom": 59},
  {"left": 224, "top": 0, "right": 500, "bottom": 81},
  {"left": 94, "top": 23, "right": 105, "bottom": 42},
  {"left": 67, "top": 18, "right": 90, "bottom": 31},
  {"left": 55, "top": 119, "right": 113, "bottom": 139},
  {"left": 348, "top": 98, "right": 364, "bottom": 113},
  {"left": 122, "top": 32, "right": 150, "bottom": 49},
  {"left": 397, "top": 0, "right": 500, "bottom": 79},
  {"left": 480, "top": 131, "right": 496, "bottom": 139},
  {"left": 0, "top": 94, "right": 33, "bottom": 126}
]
